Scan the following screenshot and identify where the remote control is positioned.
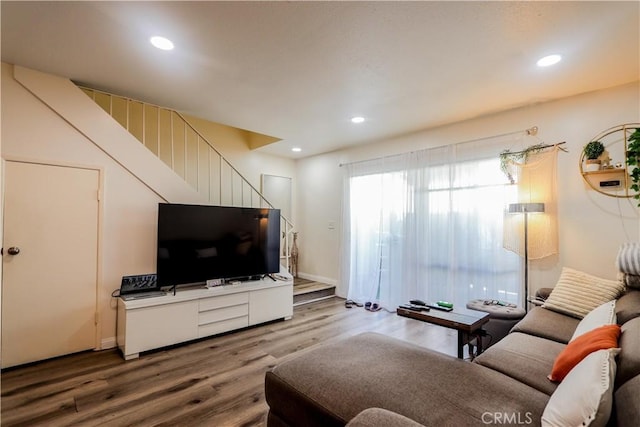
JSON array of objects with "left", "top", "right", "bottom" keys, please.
[
  {"left": 427, "top": 303, "right": 453, "bottom": 312},
  {"left": 399, "top": 304, "right": 430, "bottom": 312}
]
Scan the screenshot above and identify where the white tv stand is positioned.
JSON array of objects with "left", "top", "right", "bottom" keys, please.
[{"left": 116, "top": 277, "right": 293, "bottom": 360}]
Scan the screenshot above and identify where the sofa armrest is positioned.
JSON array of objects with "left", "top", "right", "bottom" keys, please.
[
  {"left": 536, "top": 287, "right": 553, "bottom": 300},
  {"left": 346, "top": 408, "right": 425, "bottom": 427}
]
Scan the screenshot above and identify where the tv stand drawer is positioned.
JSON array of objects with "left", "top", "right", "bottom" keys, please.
[
  {"left": 199, "top": 293, "right": 248, "bottom": 311},
  {"left": 198, "top": 316, "right": 248, "bottom": 338},
  {"left": 199, "top": 303, "right": 248, "bottom": 325}
]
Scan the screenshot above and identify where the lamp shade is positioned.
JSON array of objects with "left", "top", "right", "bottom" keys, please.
[{"left": 508, "top": 202, "right": 545, "bottom": 214}]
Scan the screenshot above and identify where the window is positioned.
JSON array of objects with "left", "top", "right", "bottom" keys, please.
[{"left": 343, "top": 151, "right": 520, "bottom": 309}]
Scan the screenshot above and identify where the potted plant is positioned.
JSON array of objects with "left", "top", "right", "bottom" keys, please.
[
  {"left": 583, "top": 140, "right": 605, "bottom": 172},
  {"left": 626, "top": 128, "right": 640, "bottom": 205},
  {"left": 499, "top": 143, "right": 546, "bottom": 184}
]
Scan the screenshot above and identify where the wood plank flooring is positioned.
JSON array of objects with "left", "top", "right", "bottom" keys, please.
[{"left": 1, "top": 297, "right": 462, "bottom": 427}]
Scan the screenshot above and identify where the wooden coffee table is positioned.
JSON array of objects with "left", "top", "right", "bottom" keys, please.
[{"left": 397, "top": 306, "right": 490, "bottom": 359}]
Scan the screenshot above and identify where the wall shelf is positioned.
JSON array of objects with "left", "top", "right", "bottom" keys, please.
[
  {"left": 579, "top": 123, "right": 640, "bottom": 198},
  {"left": 582, "top": 168, "right": 626, "bottom": 176}
]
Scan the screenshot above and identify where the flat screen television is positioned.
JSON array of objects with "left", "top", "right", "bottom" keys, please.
[{"left": 157, "top": 203, "right": 281, "bottom": 288}]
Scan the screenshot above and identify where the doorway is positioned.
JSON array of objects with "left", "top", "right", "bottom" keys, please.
[{"left": 2, "top": 160, "right": 101, "bottom": 368}]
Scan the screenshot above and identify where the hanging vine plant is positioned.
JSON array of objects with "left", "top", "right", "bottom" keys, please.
[
  {"left": 499, "top": 143, "right": 547, "bottom": 184},
  {"left": 626, "top": 128, "right": 640, "bottom": 205}
]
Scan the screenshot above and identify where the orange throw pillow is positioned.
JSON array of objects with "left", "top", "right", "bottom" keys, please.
[{"left": 548, "top": 324, "right": 621, "bottom": 382}]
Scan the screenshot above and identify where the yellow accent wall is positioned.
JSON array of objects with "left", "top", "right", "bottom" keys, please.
[{"left": 79, "top": 88, "right": 289, "bottom": 207}]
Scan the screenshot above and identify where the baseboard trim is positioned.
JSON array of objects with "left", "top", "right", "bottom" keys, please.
[
  {"left": 100, "top": 337, "right": 117, "bottom": 350},
  {"left": 293, "top": 295, "right": 336, "bottom": 307},
  {"left": 297, "top": 272, "right": 337, "bottom": 286}
]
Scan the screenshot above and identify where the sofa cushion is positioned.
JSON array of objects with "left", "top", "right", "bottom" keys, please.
[
  {"left": 614, "top": 374, "right": 640, "bottom": 427},
  {"left": 474, "top": 332, "right": 563, "bottom": 395},
  {"left": 543, "top": 267, "right": 625, "bottom": 319},
  {"left": 346, "top": 408, "right": 424, "bottom": 427},
  {"left": 615, "top": 242, "right": 640, "bottom": 276},
  {"left": 571, "top": 300, "right": 616, "bottom": 341},
  {"left": 535, "top": 287, "right": 554, "bottom": 300},
  {"left": 549, "top": 324, "right": 621, "bottom": 382},
  {"left": 266, "top": 411, "right": 290, "bottom": 427},
  {"left": 615, "top": 289, "right": 640, "bottom": 325},
  {"left": 265, "top": 332, "right": 549, "bottom": 427},
  {"left": 615, "top": 317, "right": 640, "bottom": 388},
  {"left": 511, "top": 306, "right": 579, "bottom": 344},
  {"left": 620, "top": 273, "right": 640, "bottom": 290},
  {"left": 542, "top": 349, "right": 618, "bottom": 427}
]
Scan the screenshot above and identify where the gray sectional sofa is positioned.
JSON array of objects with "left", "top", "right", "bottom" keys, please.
[{"left": 264, "top": 288, "right": 640, "bottom": 426}]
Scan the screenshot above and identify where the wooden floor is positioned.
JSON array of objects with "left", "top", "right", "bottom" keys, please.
[{"left": 1, "top": 297, "right": 461, "bottom": 427}]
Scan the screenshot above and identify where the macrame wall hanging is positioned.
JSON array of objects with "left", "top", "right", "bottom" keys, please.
[{"left": 502, "top": 144, "right": 564, "bottom": 260}]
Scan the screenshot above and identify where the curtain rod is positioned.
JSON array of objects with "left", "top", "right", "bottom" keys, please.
[
  {"left": 500, "top": 141, "right": 567, "bottom": 156},
  {"left": 339, "top": 125, "right": 539, "bottom": 167}
]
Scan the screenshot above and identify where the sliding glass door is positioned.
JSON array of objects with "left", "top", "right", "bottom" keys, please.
[{"left": 342, "top": 149, "right": 521, "bottom": 310}]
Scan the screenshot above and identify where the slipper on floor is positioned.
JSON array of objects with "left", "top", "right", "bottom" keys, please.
[
  {"left": 365, "top": 302, "right": 382, "bottom": 312},
  {"left": 345, "top": 299, "right": 355, "bottom": 308}
]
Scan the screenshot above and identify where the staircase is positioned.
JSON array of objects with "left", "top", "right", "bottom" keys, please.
[
  {"left": 293, "top": 278, "right": 336, "bottom": 306},
  {"left": 81, "top": 86, "right": 337, "bottom": 304},
  {"left": 79, "top": 86, "right": 295, "bottom": 270}
]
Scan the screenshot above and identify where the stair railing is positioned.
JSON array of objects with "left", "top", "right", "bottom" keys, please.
[{"left": 79, "top": 86, "right": 293, "bottom": 270}]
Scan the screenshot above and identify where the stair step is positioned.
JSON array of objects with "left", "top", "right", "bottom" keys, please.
[{"left": 293, "top": 278, "right": 336, "bottom": 306}]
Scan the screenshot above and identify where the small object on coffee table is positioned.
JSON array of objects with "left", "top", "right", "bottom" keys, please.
[
  {"left": 427, "top": 303, "right": 453, "bottom": 312},
  {"left": 399, "top": 304, "right": 425, "bottom": 312}
]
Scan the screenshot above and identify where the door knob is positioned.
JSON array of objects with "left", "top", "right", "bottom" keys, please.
[{"left": 7, "top": 247, "right": 20, "bottom": 255}]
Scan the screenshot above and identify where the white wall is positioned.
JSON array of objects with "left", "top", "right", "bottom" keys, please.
[
  {"left": 297, "top": 82, "right": 640, "bottom": 297},
  {"left": 1, "top": 63, "right": 167, "bottom": 348},
  {"left": 222, "top": 149, "right": 298, "bottom": 223},
  {"left": 182, "top": 114, "right": 298, "bottom": 223},
  {"left": 296, "top": 154, "right": 344, "bottom": 285},
  {"left": 0, "top": 63, "right": 296, "bottom": 348}
]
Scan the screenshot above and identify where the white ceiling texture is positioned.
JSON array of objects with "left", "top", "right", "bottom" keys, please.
[{"left": 2, "top": 1, "right": 639, "bottom": 158}]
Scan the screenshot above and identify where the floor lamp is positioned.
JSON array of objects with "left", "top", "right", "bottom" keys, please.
[{"left": 508, "top": 202, "right": 545, "bottom": 312}]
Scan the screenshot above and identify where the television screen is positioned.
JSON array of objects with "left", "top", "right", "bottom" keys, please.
[{"left": 157, "top": 203, "right": 281, "bottom": 287}]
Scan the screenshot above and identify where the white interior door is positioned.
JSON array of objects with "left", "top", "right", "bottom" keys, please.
[{"left": 2, "top": 161, "right": 100, "bottom": 368}]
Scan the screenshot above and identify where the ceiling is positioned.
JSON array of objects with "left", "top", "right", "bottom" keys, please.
[{"left": 2, "top": 1, "right": 639, "bottom": 159}]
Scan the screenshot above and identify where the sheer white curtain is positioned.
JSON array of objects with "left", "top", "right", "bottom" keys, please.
[{"left": 341, "top": 137, "right": 523, "bottom": 310}]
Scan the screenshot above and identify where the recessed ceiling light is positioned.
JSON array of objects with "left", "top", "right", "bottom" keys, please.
[
  {"left": 150, "top": 36, "right": 174, "bottom": 51},
  {"left": 351, "top": 116, "right": 365, "bottom": 124},
  {"left": 536, "top": 54, "right": 562, "bottom": 67},
  {"left": 291, "top": 147, "right": 302, "bottom": 152}
]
